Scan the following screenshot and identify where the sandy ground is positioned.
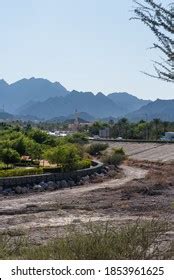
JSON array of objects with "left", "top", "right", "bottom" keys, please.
[
  {"left": 0, "top": 165, "right": 148, "bottom": 243},
  {"left": 0, "top": 161, "right": 173, "bottom": 245},
  {"left": 102, "top": 142, "right": 174, "bottom": 162}
]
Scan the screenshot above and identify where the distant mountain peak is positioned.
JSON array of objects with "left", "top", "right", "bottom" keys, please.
[
  {"left": 0, "top": 79, "right": 9, "bottom": 86},
  {"left": 126, "top": 99, "right": 174, "bottom": 122}
]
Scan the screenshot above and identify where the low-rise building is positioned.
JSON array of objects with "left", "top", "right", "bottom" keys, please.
[
  {"left": 161, "top": 132, "right": 174, "bottom": 141},
  {"left": 99, "top": 127, "right": 110, "bottom": 138}
]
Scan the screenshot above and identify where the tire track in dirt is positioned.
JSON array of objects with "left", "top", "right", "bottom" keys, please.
[{"left": 0, "top": 165, "right": 148, "bottom": 234}]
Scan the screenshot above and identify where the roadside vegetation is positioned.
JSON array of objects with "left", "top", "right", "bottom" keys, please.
[
  {"left": 86, "top": 143, "right": 108, "bottom": 156},
  {"left": 102, "top": 148, "right": 126, "bottom": 166},
  {"left": 86, "top": 119, "right": 174, "bottom": 141},
  {"left": 0, "top": 220, "right": 173, "bottom": 260},
  {"left": 0, "top": 123, "right": 91, "bottom": 176}
]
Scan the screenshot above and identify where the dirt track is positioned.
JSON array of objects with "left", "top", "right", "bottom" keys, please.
[
  {"left": 0, "top": 161, "right": 173, "bottom": 245},
  {"left": 0, "top": 165, "right": 148, "bottom": 242}
]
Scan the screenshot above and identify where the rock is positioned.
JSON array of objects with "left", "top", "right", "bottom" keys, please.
[
  {"left": 21, "top": 187, "right": 28, "bottom": 194},
  {"left": 97, "top": 173, "right": 105, "bottom": 178},
  {"left": 39, "top": 182, "right": 48, "bottom": 190},
  {"left": 108, "top": 165, "right": 116, "bottom": 170},
  {"left": 15, "top": 186, "right": 22, "bottom": 194},
  {"left": 40, "top": 181, "right": 46, "bottom": 187},
  {"left": 26, "top": 184, "right": 32, "bottom": 189},
  {"left": 101, "top": 168, "right": 108, "bottom": 175},
  {"left": 55, "top": 181, "right": 61, "bottom": 189},
  {"left": 47, "top": 181, "right": 57, "bottom": 191},
  {"left": 3, "top": 188, "right": 13, "bottom": 195},
  {"left": 47, "top": 185, "right": 55, "bottom": 191},
  {"left": 90, "top": 174, "right": 96, "bottom": 180},
  {"left": 91, "top": 177, "right": 103, "bottom": 183},
  {"left": 104, "top": 166, "right": 110, "bottom": 171},
  {"left": 33, "top": 185, "right": 44, "bottom": 192},
  {"left": 83, "top": 175, "right": 90, "bottom": 182},
  {"left": 107, "top": 170, "right": 116, "bottom": 178},
  {"left": 68, "top": 180, "right": 75, "bottom": 187},
  {"left": 60, "top": 180, "right": 68, "bottom": 188},
  {"left": 79, "top": 180, "right": 85, "bottom": 185}
]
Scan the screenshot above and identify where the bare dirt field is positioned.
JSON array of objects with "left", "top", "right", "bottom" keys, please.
[
  {"left": 0, "top": 161, "right": 173, "bottom": 246},
  {"left": 105, "top": 142, "right": 174, "bottom": 162}
]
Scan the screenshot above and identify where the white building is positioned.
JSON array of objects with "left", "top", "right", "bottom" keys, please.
[{"left": 161, "top": 132, "right": 174, "bottom": 141}]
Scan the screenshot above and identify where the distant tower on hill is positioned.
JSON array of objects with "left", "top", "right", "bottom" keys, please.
[{"left": 74, "top": 109, "right": 80, "bottom": 131}]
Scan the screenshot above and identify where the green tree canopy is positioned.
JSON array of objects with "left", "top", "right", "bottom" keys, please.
[{"left": 0, "top": 148, "right": 20, "bottom": 167}]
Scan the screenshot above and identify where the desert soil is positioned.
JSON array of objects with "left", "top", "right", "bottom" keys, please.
[
  {"left": 102, "top": 142, "right": 174, "bottom": 162},
  {"left": 0, "top": 162, "right": 173, "bottom": 245}
]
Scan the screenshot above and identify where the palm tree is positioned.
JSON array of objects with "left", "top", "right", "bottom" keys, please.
[{"left": 153, "top": 118, "right": 161, "bottom": 140}]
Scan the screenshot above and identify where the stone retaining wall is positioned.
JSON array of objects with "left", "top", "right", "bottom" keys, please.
[{"left": 0, "top": 161, "right": 103, "bottom": 188}]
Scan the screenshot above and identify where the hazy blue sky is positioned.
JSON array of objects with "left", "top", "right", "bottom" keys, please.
[{"left": 0, "top": 0, "right": 173, "bottom": 100}]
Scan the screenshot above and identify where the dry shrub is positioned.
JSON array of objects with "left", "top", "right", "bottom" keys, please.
[{"left": 0, "top": 220, "right": 173, "bottom": 260}]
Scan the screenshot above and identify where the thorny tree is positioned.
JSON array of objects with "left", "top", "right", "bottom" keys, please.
[{"left": 132, "top": 0, "right": 174, "bottom": 82}]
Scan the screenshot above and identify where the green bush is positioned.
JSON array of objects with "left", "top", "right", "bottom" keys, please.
[
  {"left": 0, "top": 220, "right": 172, "bottom": 260},
  {"left": 86, "top": 143, "right": 108, "bottom": 156},
  {"left": 0, "top": 167, "right": 43, "bottom": 177},
  {"left": 44, "top": 144, "right": 81, "bottom": 171},
  {"left": 43, "top": 167, "right": 62, "bottom": 173},
  {"left": 102, "top": 147, "right": 126, "bottom": 166},
  {"left": 76, "top": 159, "right": 91, "bottom": 170},
  {"left": 66, "top": 132, "right": 88, "bottom": 145},
  {"left": 0, "top": 148, "right": 20, "bottom": 167}
]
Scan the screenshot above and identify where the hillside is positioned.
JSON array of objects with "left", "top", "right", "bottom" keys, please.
[
  {"left": 0, "top": 77, "right": 153, "bottom": 119},
  {"left": 18, "top": 91, "right": 124, "bottom": 119},
  {"left": 126, "top": 99, "right": 174, "bottom": 122},
  {"left": 0, "top": 111, "right": 14, "bottom": 120},
  {"left": 49, "top": 112, "right": 95, "bottom": 123},
  {"left": 108, "top": 92, "right": 151, "bottom": 114},
  {"left": 0, "top": 77, "right": 68, "bottom": 112}
]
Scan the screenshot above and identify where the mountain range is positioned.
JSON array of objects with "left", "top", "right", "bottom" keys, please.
[
  {"left": 126, "top": 99, "right": 174, "bottom": 122},
  {"left": 0, "top": 77, "right": 67, "bottom": 112},
  {"left": 0, "top": 77, "right": 173, "bottom": 122}
]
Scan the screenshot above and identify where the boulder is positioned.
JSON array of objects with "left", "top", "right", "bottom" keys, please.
[
  {"left": 107, "top": 170, "right": 116, "bottom": 178},
  {"left": 104, "top": 166, "right": 110, "bottom": 171},
  {"left": 68, "top": 180, "right": 75, "bottom": 187},
  {"left": 79, "top": 180, "right": 85, "bottom": 185},
  {"left": 108, "top": 165, "right": 116, "bottom": 170},
  {"left": 47, "top": 181, "right": 57, "bottom": 191},
  {"left": 82, "top": 175, "right": 90, "bottom": 182},
  {"left": 55, "top": 181, "right": 61, "bottom": 189},
  {"left": 3, "top": 188, "right": 13, "bottom": 195},
  {"left": 15, "top": 186, "right": 22, "bottom": 194},
  {"left": 21, "top": 187, "right": 28, "bottom": 194},
  {"left": 60, "top": 180, "right": 68, "bottom": 188},
  {"left": 33, "top": 185, "right": 44, "bottom": 192}
]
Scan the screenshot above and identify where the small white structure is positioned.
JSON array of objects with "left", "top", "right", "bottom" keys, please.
[
  {"left": 161, "top": 132, "right": 174, "bottom": 141},
  {"left": 99, "top": 127, "right": 110, "bottom": 138}
]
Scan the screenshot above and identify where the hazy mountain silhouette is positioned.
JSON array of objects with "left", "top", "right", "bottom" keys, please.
[
  {"left": 49, "top": 112, "right": 95, "bottom": 123},
  {"left": 108, "top": 92, "right": 151, "bottom": 114},
  {"left": 126, "top": 99, "right": 174, "bottom": 122},
  {"left": 0, "top": 77, "right": 68, "bottom": 112},
  {"left": 18, "top": 90, "right": 124, "bottom": 119}
]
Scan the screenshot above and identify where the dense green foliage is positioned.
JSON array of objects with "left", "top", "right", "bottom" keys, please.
[
  {"left": 0, "top": 167, "right": 43, "bottom": 177},
  {"left": 0, "top": 148, "right": 20, "bottom": 167},
  {"left": 66, "top": 132, "right": 88, "bottom": 145},
  {"left": 0, "top": 124, "right": 91, "bottom": 174},
  {"left": 44, "top": 144, "right": 91, "bottom": 171},
  {"left": 102, "top": 148, "right": 126, "bottom": 166},
  {"left": 87, "top": 119, "right": 174, "bottom": 140},
  {"left": 86, "top": 143, "right": 108, "bottom": 156}
]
